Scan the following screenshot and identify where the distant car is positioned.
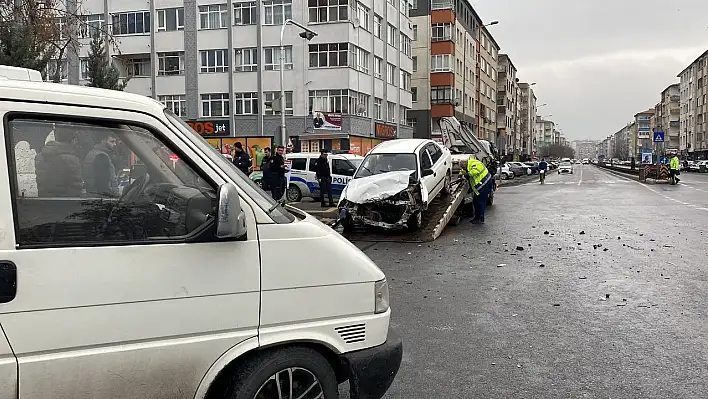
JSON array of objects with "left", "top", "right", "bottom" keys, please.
[
  {"left": 558, "top": 161, "right": 573, "bottom": 174},
  {"left": 497, "top": 163, "right": 514, "bottom": 180}
]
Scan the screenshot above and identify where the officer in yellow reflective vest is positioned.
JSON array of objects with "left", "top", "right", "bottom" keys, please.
[{"left": 465, "top": 157, "right": 493, "bottom": 224}]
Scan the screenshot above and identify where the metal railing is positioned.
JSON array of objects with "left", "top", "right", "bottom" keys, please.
[{"left": 431, "top": 0, "right": 454, "bottom": 9}]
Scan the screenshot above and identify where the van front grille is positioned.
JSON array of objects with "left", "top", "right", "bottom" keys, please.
[{"left": 334, "top": 323, "right": 366, "bottom": 344}]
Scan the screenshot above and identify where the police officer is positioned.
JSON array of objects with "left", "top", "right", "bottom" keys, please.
[
  {"left": 465, "top": 157, "right": 493, "bottom": 224},
  {"left": 669, "top": 152, "right": 680, "bottom": 184},
  {"left": 315, "top": 149, "right": 335, "bottom": 207}
]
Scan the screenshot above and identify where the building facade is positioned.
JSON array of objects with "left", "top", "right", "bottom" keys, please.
[
  {"left": 633, "top": 109, "right": 654, "bottom": 159},
  {"left": 476, "top": 25, "right": 499, "bottom": 142},
  {"left": 678, "top": 50, "right": 708, "bottom": 159},
  {"left": 518, "top": 82, "right": 536, "bottom": 158},
  {"left": 48, "top": 0, "right": 414, "bottom": 155},
  {"left": 496, "top": 54, "right": 517, "bottom": 157},
  {"left": 534, "top": 118, "right": 554, "bottom": 156},
  {"left": 409, "top": 0, "right": 499, "bottom": 142},
  {"left": 659, "top": 83, "right": 680, "bottom": 150}
]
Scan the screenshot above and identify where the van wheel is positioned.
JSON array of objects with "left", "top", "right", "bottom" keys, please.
[
  {"left": 286, "top": 184, "right": 302, "bottom": 202},
  {"left": 228, "top": 347, "right": 338, "bottom": 399}
]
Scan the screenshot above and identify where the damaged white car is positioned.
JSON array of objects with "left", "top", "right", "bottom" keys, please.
[{"left": 337, "top": 139, "right": 452, "bottom": 231}]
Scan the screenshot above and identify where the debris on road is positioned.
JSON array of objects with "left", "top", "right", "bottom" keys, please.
[
  {"left": 497, "top": 263, "right": 507, "bottom": 267},
  {"left": 516, "top": 246, "right": 524, "bottom": 251},
  {"left": 544, "top": 231, "right": 550, "bottom": 235},
  {"left": 580, "top": 231, "right": 586, "bottom": 235}
]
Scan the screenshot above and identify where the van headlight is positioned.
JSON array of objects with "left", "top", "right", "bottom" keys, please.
[{"left": 374, "top": 278, "right": 390, "bottom": 314}]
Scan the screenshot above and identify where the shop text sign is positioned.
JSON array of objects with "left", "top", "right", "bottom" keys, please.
[
  {"left": 375, "top": 123, "right": 397, "bottom": 139},
  {"left": 187, "top": 120, "right": 230, "bottom": 137}
]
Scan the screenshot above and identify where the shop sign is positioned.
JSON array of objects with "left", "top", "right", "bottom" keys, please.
[
  {"left": 313, "top": 112, "right": 342, "bottom": 130},
  {"left": 187, "top": 119, "right": 230, "bottom": 137},
  {"left": 375, "top": 123, "right": 397, "bottom": 139}
]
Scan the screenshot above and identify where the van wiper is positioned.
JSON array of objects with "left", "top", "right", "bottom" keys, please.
[{"left": 267, "top": 198, "right": 286, "bottom": 214}]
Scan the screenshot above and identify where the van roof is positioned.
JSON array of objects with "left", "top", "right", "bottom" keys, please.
[
  {"left": 369, "top": 139, "right": 429, "bottom": 154},
  {"left": 0, "top": 65, "right": 43, "bottom": 82},
  {"left": 0, "top": 79, "right": 166, "bottom": 117}
]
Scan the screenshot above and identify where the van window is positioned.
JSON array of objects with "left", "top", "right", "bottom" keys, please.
[
  {"left": 6, "top": 117, "right": 217, "bottom": 247},
  {"left": 290, "top": 157, "right": 307, "bottom": 171},
  {"left": 332, "top": 159, "right": 357, "bottom": 176}
]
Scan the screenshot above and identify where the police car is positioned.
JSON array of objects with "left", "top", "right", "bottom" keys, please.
[{"left": 251, "top": 152, "right": 364, "bottom": 202}]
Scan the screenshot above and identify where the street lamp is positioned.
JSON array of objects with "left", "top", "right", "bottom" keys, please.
[
  {"left": 279, "top": 19, "right": 318, "bottom": 148},
  {"left": 485, "top": 21, "right": 499, "bottom": 27},
  {"left": 537, "top": 103, "right": 547, "bottom": 107}
]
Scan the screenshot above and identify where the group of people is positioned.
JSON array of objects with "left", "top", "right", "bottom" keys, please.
[
  {"left": 35, "top": 126, "right": 121, "bottom": 198},
  {"left": 230, "top": 142, "right": 289, "bottom": 201}
]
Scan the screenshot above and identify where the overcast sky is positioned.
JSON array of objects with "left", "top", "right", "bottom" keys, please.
[{"left": 470, "top": 0, "right": 708, "bottom": 141}]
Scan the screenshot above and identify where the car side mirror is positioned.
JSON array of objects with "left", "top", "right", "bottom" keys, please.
[
  {"left": 216, "top": 182, "right": 248, "bottom": 240},
  {"left": 422, "top": 168, "right": 435, "bottom": 177}
]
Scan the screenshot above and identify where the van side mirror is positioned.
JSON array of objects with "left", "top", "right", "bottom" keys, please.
[
  {"left": 422, "top": 168, "right": 435, "bottom": 177},
  {"left": 216, "top": 183, "right": 248, "bottom": 239}
]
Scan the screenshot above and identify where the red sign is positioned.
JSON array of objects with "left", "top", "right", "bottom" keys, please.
[
  {"left": 186, "top": 120, "right": 230, "bottom": 137},
  {"left": 375, "top": 123, "right": 397, "bottom": 139},
  {"left": 169, "top": 154, "right": 179, "bottom": 161}
]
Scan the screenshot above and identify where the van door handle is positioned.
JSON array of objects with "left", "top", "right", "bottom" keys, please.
[{"left": 0, "top": 261, "right": 17, "bottom": 303}]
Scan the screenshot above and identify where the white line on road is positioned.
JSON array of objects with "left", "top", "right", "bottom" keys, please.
[{"left": 578, "top": 164, "right": 583, "bottom": 185}]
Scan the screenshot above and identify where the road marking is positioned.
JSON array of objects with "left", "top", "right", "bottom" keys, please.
[
  {"left": 598, "top": 167, "right": 705, "bottom": 210},
  {"left": 578, "top": 164, "right": 583, "bottom": 185}
]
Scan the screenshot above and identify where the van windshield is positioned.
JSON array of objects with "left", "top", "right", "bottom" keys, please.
[
  {"left": 354, "top": 153, "right": 418, "bottom": 180},
  {"left": 163, "top": 109, "right": 294, "bottom": 223}
]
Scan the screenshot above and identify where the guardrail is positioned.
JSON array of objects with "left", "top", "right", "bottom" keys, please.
[{"left": 596, "top": 163, "right": 639, "bottom": 175}]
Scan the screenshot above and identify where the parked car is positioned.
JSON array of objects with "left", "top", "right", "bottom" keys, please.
[
  {"left": 338, "top": 139, "right": 452, "bottom": 230},
  {"left": 558, "top": 161, "right": 574, "bottom": 174},
  {"left": 506, "top": 162, "right": 527, "bottom": 177},
  {"left": 250, "top": 152, "right": 363, "bottom": 202},
  {"left": 508, "top": 162, "right": 532, "bottom": 176},
  {"left": 498, "top": 163, "right": 515, "bottom": 180},
  {"left": 0, "top": 74, "right": 402, "bottom": 399}
]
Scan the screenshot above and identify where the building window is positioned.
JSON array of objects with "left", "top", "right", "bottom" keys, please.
[
  {"left": 308, "top": 0, "right": 349, "bottom": 23},
  {"left": 350, "top": 45, "right": 369, "bottom": 73},
  {"left": 234, "top": 1, "right": 257, "bottom": 25},
  {"left": 159, "top": 95, "right": 187, "bottom": 117},
  {"left": 411, "top": 87, "right": 417, "bottom": 102},
  {"left": 374, "top": 14, "right": 382, "bottom": 38},
  {"left": 431, "top": 23, "right": 451, "bottom": 41},
  {"left": 201, "top": 93, "right": 230, "bottom": 117},
  {"left": 234, "top": 48, "right": 257, "bottom": 72},
  {"left": 430, "top": 54, "right": 451, "bottom": 72},
  {"left": 386, "top": 63, "right": 396, "bottom": 85},
  {"left": 80, "top": 14, "right": 104, "bottom": 38},
  {"left": 200, "top": 49, "right": 230, "bottom": 73},
  {"left": 356, "top": 3, "right": 370, "bottom": 31},
  {"left": 387, "top": 101, "right": 396, "bottom": 123},
  {"left": 234, "top": 92, "right": 259, "bottom": 115},
  {"left": 80, "top": 58, "right": 89, "bottom": 80},
  {"left": 264, "top": 46, "right": 293, "bottom": 70},
  {"left": 199, "top": 4, "right": 229, "bottom": 29},
  {"left": 44, "top": 59, "right": 66, "bottom": 81},
  {"left": 309, "top": 89, "right": 351, "bottom": 113},
  {"left": 400, "top": 106, "right": 407, "bottom": 122},
  {"left": 264, "top": 91, "right": 293, "bottom": 115},
  {"left": 374, "top": 98, "right": 382, "bottom": 119},
  {"left": 387, "top": 24, "right": 397, "bottom": 47},
  {"left": 410, "top": 0, "right": 417, "bottom": 9},
  {"left": 157, "top": 8, "right": 185, "bottom": 31},
  {"left": 112, "top": 11, "right": 151, "bottom": 35},
  {"left": 264, "top": 0, "right": 292, "bottom": 25},
  {"left": 412, "top": 24, "right": 417, "bottom": 41},
  {"left": 400, "top": 71, "right": 411, "bottom": 90},
  {"left": 406, "top": 117, "right": 416, "bottom": 127},
  {"left": 126, "top": 57, "right": 151, "bottom": 77},
  {"left": 349, "top": 92, "right": 369, "bottom": 116},
  {"left": 374, "top": 56, "right": 383, "bottom": 78},
  {"left": 309, "top": 43, "right": 348, "bottom": 68},
  {"left": 158, "top": 52, "right": 184, "bottom": 75},
  {"left": 401, "top": 34, "right": 411, "bottom": 57},
  {"left": 412, "top": 56, "right": 417, "bottom": 72},
  {"left": 431, "top": 86, "right": 452, "bottom": 104}
]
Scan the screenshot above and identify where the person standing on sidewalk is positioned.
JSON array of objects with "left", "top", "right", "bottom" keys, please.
[
  {"left": 270, "top": 146, "right": 287, "bottom": 200},
  {"left": 260, "top": 146, "right": 272, "bottom": 191},
  {"left": 232, "top": 142, "right": 252, "bottom": 175},
  {"left": 315, "top": 149, "right": 335, "bottom": 207},
  {"left": 669, "top": 153, "right": 681, "bottom": 184}
]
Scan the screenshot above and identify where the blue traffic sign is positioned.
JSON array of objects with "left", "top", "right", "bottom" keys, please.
[{"left": 653, "top": 131, "right": 665, "bottom": 142}]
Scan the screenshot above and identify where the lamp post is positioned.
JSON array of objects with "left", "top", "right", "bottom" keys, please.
[{"left": 278, "top": 19, "right": 317, "bottom": 148}]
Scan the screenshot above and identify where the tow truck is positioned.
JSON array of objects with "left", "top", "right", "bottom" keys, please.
[{"left": 336, "top": 116, "right": 497, "bottom": 242}]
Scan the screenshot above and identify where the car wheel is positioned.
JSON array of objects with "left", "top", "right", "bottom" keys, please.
[
  {"left": 341, "top": 215, "right": 355, "bottom": 233},
  {"left": 407, "top": 211, "right": 423, "bottom": 231},
  {"left": 227, "top": 347, "right": 339, "bottom": 399},
  {"left": 253, "top": 178, "right": 262, "bottom": 189},
  {"left": 442, "top": 171, "right": 452, "bottom": 195},
  {"left": 286, "top": 184, "right": 302, "bottom": 202},
  {"left": 501, "top": 173, "right": 508, "bottom": 180},
  {"left": 487, "top": 192, "right": 494, "bottom": 206}
]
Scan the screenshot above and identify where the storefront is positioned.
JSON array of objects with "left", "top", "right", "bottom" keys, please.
[{"left": 187, "top": 119, "right": 273, "bottom": 171}]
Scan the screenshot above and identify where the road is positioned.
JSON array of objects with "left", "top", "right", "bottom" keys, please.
[{"left": 341, "top": 164, "right": 708, "bottom": 398}]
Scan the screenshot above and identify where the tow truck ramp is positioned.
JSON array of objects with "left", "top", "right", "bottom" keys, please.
[{"left": 337, "top": 178, "right": 470, "bottom": 243}]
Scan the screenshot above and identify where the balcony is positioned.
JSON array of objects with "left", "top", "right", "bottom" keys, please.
[
  {"left": 670, "top": 95, "right": 680, "bottom": 102},
  {"left": 431, "top": 0, "right": 454, "bottom": 9}
]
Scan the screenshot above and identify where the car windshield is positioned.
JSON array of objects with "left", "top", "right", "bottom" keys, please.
[
  {"left": 354, "top": 153, "right": 418, "bottom": 180},
  {"left": 561, "top": 162, "right": 571, "bottom": 167}
]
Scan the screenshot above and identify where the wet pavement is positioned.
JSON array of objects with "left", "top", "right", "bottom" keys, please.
[{"left": 341, "top": 164, "right": 708, "bottom": 398}]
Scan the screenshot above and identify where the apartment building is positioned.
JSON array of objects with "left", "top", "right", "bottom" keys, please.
[
  {"left": 408, "top": 0, "right": 498, "bottom": 141},
  {"left": 518, "top": 82, "right": 536, "bottom": 158},
  {"left": 477, "top": 25, "right": 499, "bottom": 143},
  {"left": 47, "top": 0, "right": 414, "bottom": 155},
  {"left": 659, "top": 83, "right": 680, "bottom": 150},
  {"left": 633, "top": 109, "right": 654, "bottom": 159},
  {"left": 496, "top": 54, "right": 517, "bottom": 157},
  {"left": 678, "top": 50, "right": 708, "bottom": 159},
  {"left": 534, "top": 118, "right": 554, "bottom": 155}
]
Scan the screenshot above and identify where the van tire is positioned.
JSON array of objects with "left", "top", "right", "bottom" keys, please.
[
  {"left": 228, "top": 347, "right": 339, "bottom": 399},
  {"left": 286, "top": 184, "right": 302, "bottom": 202}
]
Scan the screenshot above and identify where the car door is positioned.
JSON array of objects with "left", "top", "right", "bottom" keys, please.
[
  {"left": 418, "top": 145, "right": 436, "bottom": 201},
  {"left": 425, "top": 143, "right": 448, "bottom": 199},
  {"left": 0, "top": 324, "right": 17, "bottom": 399},
  {"left": 0, "top": 102, "right": 261, "bottom": 399},
  {"left": 331, "top": 158, "right": 357, "bottom": 197}
]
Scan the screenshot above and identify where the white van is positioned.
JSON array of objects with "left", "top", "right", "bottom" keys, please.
[
  {"left": 285, "top": 152, "right": 364, "bottom": 201},
  {"left": 0, "top": 65, "right": 43, "bottom": 82},
  {"left": 0, "top": 79, "right": 401, "bottom": 399}
]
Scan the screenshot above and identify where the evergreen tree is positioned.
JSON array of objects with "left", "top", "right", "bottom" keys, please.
[{"left": 85, "top": 31, "right": 126, "bottom": 91}]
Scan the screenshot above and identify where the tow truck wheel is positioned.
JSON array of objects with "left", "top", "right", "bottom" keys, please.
[
  {"left": 286, "top": 184, "right": 302, "bottom": 202},
  {"left": 407, "top": 211, "right": 422, "bottom": 231}
]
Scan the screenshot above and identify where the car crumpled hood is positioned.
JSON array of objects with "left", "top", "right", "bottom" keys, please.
[{"left": 343, "top": 171, "right": 415, "bottom": 204}]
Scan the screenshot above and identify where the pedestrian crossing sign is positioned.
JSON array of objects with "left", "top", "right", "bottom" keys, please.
[{"left": 653, "top": 131, "right": 665, "bottom": 142}]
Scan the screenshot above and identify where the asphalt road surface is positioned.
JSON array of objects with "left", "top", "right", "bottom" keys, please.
[{"left": 341, "top": 164, "right": 708, "bottom": 398}]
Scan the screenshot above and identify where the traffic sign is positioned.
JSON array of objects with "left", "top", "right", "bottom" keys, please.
[{"left": 653, "top": 131, "right": 665, "bottom": 142}]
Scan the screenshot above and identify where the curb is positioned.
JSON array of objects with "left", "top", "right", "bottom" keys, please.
[{"left": 597, "top": 166, "right": 670, "bottom": 185}]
